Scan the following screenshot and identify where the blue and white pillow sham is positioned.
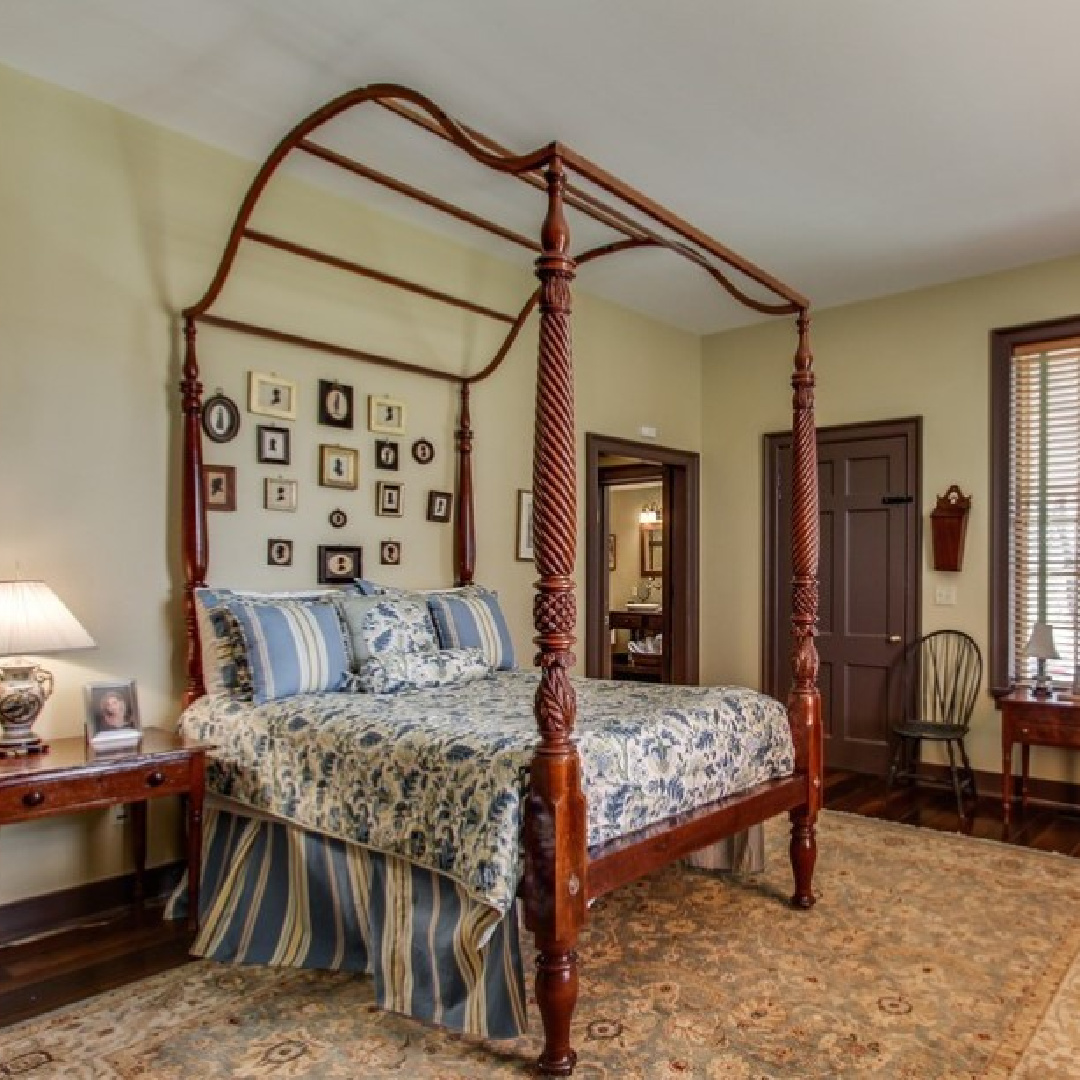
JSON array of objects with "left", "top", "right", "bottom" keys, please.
[
  {"left": 351, "top": 647, "right": 492, "bottom": 694},
  {"left": 335, "top": 594, "right": 440, "bottom": 663},
  {"left": 427, "top": 588, "right": 515, "bottom": 670}
]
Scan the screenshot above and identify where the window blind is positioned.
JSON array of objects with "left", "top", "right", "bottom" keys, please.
[{"left": 1009, "top": 343, "right": 1080, "bottom": 685}]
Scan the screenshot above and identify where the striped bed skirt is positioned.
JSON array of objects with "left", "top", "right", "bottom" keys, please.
[{"left": 166, "top": 803, "right": 764, "bottom": 1039}]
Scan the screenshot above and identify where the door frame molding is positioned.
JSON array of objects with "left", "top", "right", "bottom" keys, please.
[
  {"left": 585, "top": 433, "right": 700, "bottom": 684},
  {"left": 762, "top": 416, "right": 922, "bottom": 696}
]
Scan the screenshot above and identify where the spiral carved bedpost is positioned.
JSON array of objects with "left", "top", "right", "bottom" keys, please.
[
  {"left": 454, "top": 381, "right": 476, "bottom": 587},
  {"left": 787, "top": 310, "right": 823, "bottom": 909},
  {"left": 523, "top": 158, "right": 587, "bottom": 1077},
  {"left": 180, "top": 316, "right": 209, "bottom": 705}
]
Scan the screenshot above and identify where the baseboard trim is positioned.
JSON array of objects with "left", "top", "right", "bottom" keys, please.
[
  {"left": 0, "top": 861, "right": 184, "bottom": 945},
  {"left": 919, "top": 762, "right": 1080, "bottom": 809}
]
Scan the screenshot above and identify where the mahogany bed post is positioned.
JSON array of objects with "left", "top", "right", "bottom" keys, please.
[
  {"left": 454, "top": 381, "right": 476, "bottom": 586},
  {"left": 180, "top": 315, "right": 208, "bottom": 705},
  {"left": 523, "top": 156, "right": 587, "bottom": 1077},
  {"left": 787, "top": 310, "right": 823, "bottom": 908}
]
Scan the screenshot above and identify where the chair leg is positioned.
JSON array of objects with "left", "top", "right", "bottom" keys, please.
[
  {"left": 945, "top": 740, "right": 964, "bottom": 818},
  {"left": 886, "top": 737, "right": 902, "bottom": 797},
  {"left": 959, "top": 740, "right": 977, "bottom": 800}
]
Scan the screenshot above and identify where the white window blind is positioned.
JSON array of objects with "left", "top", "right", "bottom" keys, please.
[{"left": 1009, "top": 341, "right": 1080, "bottom": 685}]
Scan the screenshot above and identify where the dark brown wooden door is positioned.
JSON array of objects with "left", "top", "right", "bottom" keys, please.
[{"left": 765, "top": 419, "right": 921, "bottom": 774}]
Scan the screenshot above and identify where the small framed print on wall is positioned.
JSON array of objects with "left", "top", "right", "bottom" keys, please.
[
  {"left": 203, "top": 464, "right": 236, "bottom": 511},
  {"left": 257, "top": 425, "right": 291, "bottom": 465},
  {"left": 375, "top": 440, "right": 399, "bottom": 471},
  {"left": 267, "top": 538, "right": 293, "bottom": 567},
  {"left": 426, "top": 490, "right": 452, "bottom": 524},
  {"left": 264, "top": 477, "right": 298, "bottom": 511},
  {"left": 368, "top": 395, "right": 407, "bottom": 434},
  {"left": 319, "top": 445, "right": 358, "bottom": 490},
  {"left": 202, "top": 392, "right": 241, "bottom": 444},
  {"left": 380, "top": 540, "right": 402, "bottom": 566},
  {"left": 411, "top": 438, "right": 435, "bottom": 465},
  {"left": 318, "top": 379, "right": 354, "bottom": 429},
  {"left": 318, "top": 545, "right": 362, "bottom": 584},
  {"left": 248, "top": 372, "right": 297, "bottom": 420},
  {"left": 516, "top": 489, "right": 534, "bottom": 561},
  {"left": 376, "top": 481, "right": 403, "bottom": 517}
]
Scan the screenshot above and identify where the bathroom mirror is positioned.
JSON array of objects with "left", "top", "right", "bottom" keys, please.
[{"left": 640, "top": 521, "right": 663, "bottom": 577}]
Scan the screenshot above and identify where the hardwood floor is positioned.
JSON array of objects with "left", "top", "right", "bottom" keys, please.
[{"left": 2, "top": 772, "right": 1079, "bottom": 1032}]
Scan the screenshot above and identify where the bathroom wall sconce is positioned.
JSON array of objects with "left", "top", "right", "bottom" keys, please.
[{"left": 639, "top": 502, "right": 662, "bottom": 525}]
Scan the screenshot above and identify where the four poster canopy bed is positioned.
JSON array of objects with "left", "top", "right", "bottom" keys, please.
[{"left": 175, "top": 83, "right": 822, "bottom": 1075}]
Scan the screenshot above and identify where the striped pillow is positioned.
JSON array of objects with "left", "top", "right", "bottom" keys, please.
[
  {"left": 226, "top": 598, "right": 351, "bottom": 704},
  {"left": 427, "top": 588, "right": 515, "bottom": 671}
]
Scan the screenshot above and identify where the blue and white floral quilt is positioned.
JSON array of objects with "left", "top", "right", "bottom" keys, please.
[{"left": 179, "top": 672, "right": 794, "bottom": 914}]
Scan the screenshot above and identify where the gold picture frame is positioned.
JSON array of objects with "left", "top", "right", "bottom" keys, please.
[
  {"left": 368, "top": 395, "right": 407, "bottom": 434},
  {"left": 248, "top": 371, "right": 297, "bottom": 420},
  {"left": 319, "top": 444, "right": 359, "bottom": 490}
]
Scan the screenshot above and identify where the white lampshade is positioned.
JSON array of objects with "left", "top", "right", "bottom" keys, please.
[
  {"left": 1024, "top": 621, "right": 1059, "bottom": 661},
  {"left": 0, "top": 580, "right": 95, "bottom": 656}
]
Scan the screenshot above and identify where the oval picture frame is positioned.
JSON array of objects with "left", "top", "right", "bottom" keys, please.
[
  {"left": 412, "top": 438, "right": 435, "bottom": 465},
  {"left": 202, "top": 392, "right": 241, "bottom": 444}
]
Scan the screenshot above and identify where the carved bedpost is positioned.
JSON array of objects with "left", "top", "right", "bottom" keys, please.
[
  {"left": 523, "top": 158, "right": 587, "bottom": 1077},
  {"left": 787, "top": 310, "right": 823, "bottom": 909},
  {"left": 181, "top": 316, "right": 208, "bottom": 706},
  {"left": 454, "top": 381, "right": 476, "bottom": 586}
]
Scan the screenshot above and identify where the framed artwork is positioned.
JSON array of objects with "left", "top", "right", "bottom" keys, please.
[
  {"left": 516, "top": 489, "right": 534, "bottom": 561},
  {"left": 264, "top": 477, "right": 298, "bottom": 511},
  {"left": 203, "top": 464, "right": 236, "bottom": 511},
  {"left": 427, "top": 490, "right": 452, "bottom": 524},
  {"left": 267, "top": 538, "right": 293, "bottom": 567},
  {"left": 412, "top": 438, "right": 435, "bottom": 465},
  {"left": 248, "top": 371, "right": 297, "bottom": 420},
  {"left": 376, "top": 481, "right": 403, "bottom": 517},
  {"left": 328, "top": 508, "right": 348, "bottom": 529},
  {"left": 318, "top": 379, "right": 354, "bottom": 429},
  {"left": 257, "top": 424, "right": 291, "bottom": 465},
  {"left": 319, "top": 444, "right": 358, "bottom": 489},
  {"left": 202, "top": 392, "right": 240, "bottom": 443},
  {"left": 84, "top": 679, "right": 141, "bottom": 747},
  {"left": 318, "top": 545, "right": 362, "bottom": 584},
  {"left": 380, "top": 540, "right": 402, "bottom": 566},
  {"left": 608, "top": 533, "right": 617, "bottom": 571},
  {"left": 368, "top": 394, "right": 407, "bottom": 434},
  {"left": 375, "top": 439, "right": 400, "bottom": 471}
]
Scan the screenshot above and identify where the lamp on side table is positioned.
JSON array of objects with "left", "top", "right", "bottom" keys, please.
[
  {"left": 1025, "top": 621, "right": 1059, "bottom": 698},
  {"left": 0, "top": 580, "right": 95, "bottom": 756}
]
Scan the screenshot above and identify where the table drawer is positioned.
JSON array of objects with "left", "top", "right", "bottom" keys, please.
[
  {"left": 0, "top": 759, "right": 191, "bottom": 822},
  {"left": 1013, "top": 719, "right": 1080, "bottom": 748}
]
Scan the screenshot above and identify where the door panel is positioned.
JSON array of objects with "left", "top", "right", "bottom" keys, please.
[{"left": 765, "top": 419, "right": 920, "bottom": 775}]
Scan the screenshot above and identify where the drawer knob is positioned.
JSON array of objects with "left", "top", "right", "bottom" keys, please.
[
  {"left": 22, "top": 791, "right": 45, "bottom": 808},
  {"left": 146, "top": 770, "right": 165, "bottom": 788},
  {"left": 1020, "top": 727, "right": 1029, "bottom": 737}
]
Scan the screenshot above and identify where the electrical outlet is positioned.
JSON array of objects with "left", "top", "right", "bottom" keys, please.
[
  {"left": 111, "top": 804, "right": 129, "bottom": 825},
  {"left": 934, "top": 584, "right": 958, "bottom": 606}
]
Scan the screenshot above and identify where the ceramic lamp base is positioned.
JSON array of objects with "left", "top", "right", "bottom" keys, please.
[{"left": 0, "top": 661, "right": 53, "bottom": 752}]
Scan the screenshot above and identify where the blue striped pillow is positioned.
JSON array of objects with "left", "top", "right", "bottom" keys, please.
[
  {"left": 427, "top": 588, "right": 515, "bottom": 671},
  {"left": 226, "top": 599, "right": 350, "bottom": 704}
]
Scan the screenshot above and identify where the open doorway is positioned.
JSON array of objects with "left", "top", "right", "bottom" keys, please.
[{"left": 585, "top": 433, "right": 700, "bottom": 685}]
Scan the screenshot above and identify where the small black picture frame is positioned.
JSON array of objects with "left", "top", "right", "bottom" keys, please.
[
  {"left": 318, "top": 379, "right": 354, "bottom": 429},
  {"left": 318, "top": 544, "right": 362, "bottom": 584},
  {"left": 376, "top": 482, "right": 403, "bottom": 517},
  {"left": 380, "top": 540, "right": 402, "bottom": 566},
  {"left": 257, "top": 424, "right": 291, "bottom": 465},
  {"left": 267, "top": 538, "right": 293, "bottom": 566},
  {"left": 203, "top": 464, "right": 237, "bottom": 511},
  {"left": 427, "top": 490, "right": 452, "bottom": 523},
  {"left": 412, "top": 438, "right": 435, "bottom": 465},
  {"left": 202, "top": 393, "right": 241, "bottom": 444},
  {"left": 375, "top": 440, "right": 399, "bottom": 471}
]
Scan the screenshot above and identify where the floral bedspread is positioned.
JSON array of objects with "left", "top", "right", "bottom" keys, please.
[{"left": 179, "top": 672, "right": 794, "bottom": 913}]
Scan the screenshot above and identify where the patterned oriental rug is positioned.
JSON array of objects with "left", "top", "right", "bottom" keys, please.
[{"left": 3, "top": 811, "right": 1080, "bottom": 1079}]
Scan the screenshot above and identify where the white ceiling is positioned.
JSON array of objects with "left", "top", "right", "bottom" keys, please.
[{"left": 2, "top": 0, "right": 1079, "bottom": 333}]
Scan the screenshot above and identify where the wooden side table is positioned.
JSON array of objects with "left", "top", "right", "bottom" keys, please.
[
  {"left": 999, "top": 689, "right": 1080, "bottom": 825},
  {"left": 0, "top": 730, "right": 210, "bottom": 930}
]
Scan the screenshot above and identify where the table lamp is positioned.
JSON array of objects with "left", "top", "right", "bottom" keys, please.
[
  {"left": 0, "top": 580, "right": 95, "bottom": 755},
  {"left": 1024, "top": 621, "right": 1059, "bottom": 698}
]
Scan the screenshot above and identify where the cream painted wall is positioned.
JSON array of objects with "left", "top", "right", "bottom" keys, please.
[
  {"left": 700, "top": 254, "right": 1080, "bottom": 784},
  {"left": 0, "top": 65, "right": 700, "bottom": 903}
]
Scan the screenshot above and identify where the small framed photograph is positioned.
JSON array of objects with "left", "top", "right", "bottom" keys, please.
[
  {"left": 412, "top": 438, "right": 435, "bottom": 465},
  {"left": 264, "top": 477, "right": 298, "bottom": 511},
  {"left": 267, "top": 538, "right": 293, "bottom": 567},
  {"left": 377, "top": 481, "right": 403, "bottom": 517},
  {"left": 608, "top": 533, "right": 617, "bottom": 572},
  {"left": 248, "top": 371, "right": 297, "bottom": 420},
  {"left": 375, "top": 440, "right": 400, "bottom": 471},
  {"left": 380, "top": 540, "right": 402, "bottom": 566},
  {"left": 318, "top": 545, "right": 362, "bottom": 584},
  {"left": 328, "top": 508, "right": 348, "bottom": 529},
  {"left": 85, "top": 679, "right": 141, "bottom": 747},
  {"left": 318, "top": 379, "right": 354, "bottom": 429},
  {"left": 203, "top": 464, "right": 237, "bottom": 511},
  {"left": 257, "top": 425, "right": 291, "bottom": 465},
  {"left": 427, "top": 490, "right": 452, "bottom": 524},
  {"left": 319, "top": 445, "right": 359, "bottom": 490},
  {"left": 202, "top": 393, "right": 241, "bottom": 444},
  {"left": 368, "top": 395, "right": 407, "bottom": 434},
  {"left": 516, "top": 489, "right": 534, "bottom": 561}
]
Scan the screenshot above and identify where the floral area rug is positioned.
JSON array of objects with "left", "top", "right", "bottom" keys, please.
[{"left": 3, "top": 810, "right": 1080, "bottom": 1079}]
